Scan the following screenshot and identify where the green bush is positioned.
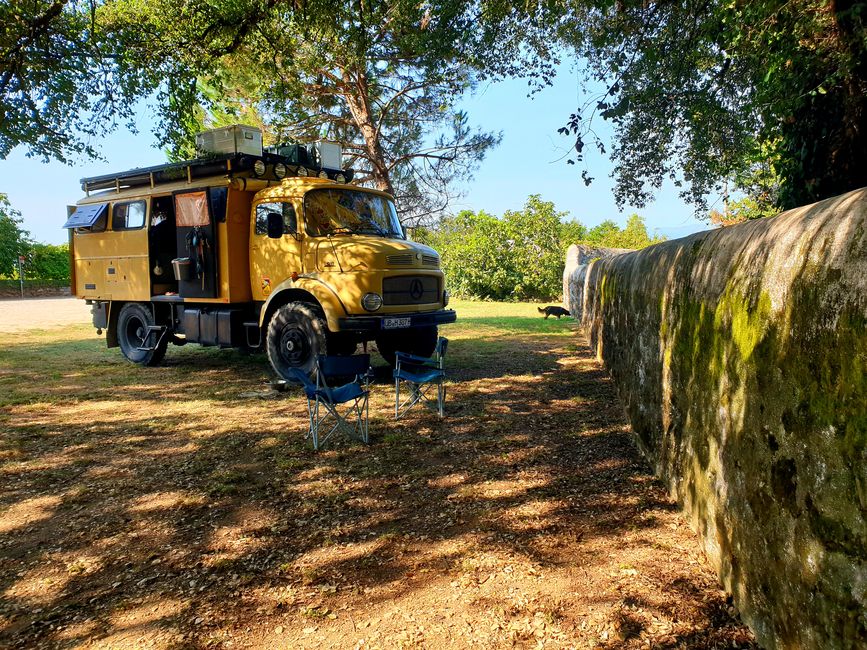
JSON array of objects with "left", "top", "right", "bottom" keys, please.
[
  {"left": 581, "top": 214, "right": 665, "bottom": 249},
  {"left": 25, "top": 243, "right": 70, "bottom": 281},
  {"left": 417, "top": 197, "right": 664, "bottom": 302},
  {"left": 418, "top": 195, "right": 585, "bottom": 301}
]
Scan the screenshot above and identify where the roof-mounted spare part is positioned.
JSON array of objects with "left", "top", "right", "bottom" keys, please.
[
  {"left": 80, "top": 131, "right": 353, "bottom": 195},
  {"left": 195, "top": 125, "right": 263, "bottom": 157}
]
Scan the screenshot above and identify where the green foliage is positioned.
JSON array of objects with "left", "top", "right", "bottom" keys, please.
[
  {"left": 583, "top": 214, "right": 665, "bottom": 249},
  {"left": 25, "top": 243, "right": 70, "bottom": 281},
  {"left": 553, "top": 0, "right": 867, "bottom": 213},
  {"left": 162, "top": 0, "right": 503, "bottom": 225},
  {"left": 0, "top": 194, "right": 68, "bottom": 280},
  {"left": 709, "top": 197, "right": 780, "bottom": 227},
  {"left": 422, "top": 195, "right": 589, "bottom": 301},
  {"left": 1, "top": 0, "right": 311, "bottom": 162},
  {"left": 0, "top": 194, "right": 29, "bottom": 277}
]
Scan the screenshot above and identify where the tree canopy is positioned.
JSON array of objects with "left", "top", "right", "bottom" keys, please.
[
  {"left": 3, "top": 0, "right": 863, "bottom": 221},
  {"left": 417, "top": 195, "right": 659, "bottom": 301},
  {"left": 161, "top": 0, "right": 511, "bottom": 224},
  {"left": 554, "top": 0, "right": 867, "bottom": 215},
  {"left": 0, "top": 194, "right": 28, "bottom": 277},
  {"left": 0, "top": 0, "right": 315, "bottom": 161},
  {"left": 582, "top": 214, "right": 665, "bottom": 249}
]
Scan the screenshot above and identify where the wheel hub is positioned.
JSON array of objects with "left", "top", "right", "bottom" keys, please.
[{"left": 279, "top": 327, "right": 309, "bottom": 366}]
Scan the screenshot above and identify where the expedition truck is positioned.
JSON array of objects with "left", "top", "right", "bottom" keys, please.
[{"left": 64, "top": 127, "right": 455, "bottom": 379}]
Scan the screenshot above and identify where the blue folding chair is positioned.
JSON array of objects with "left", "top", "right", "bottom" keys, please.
[
  {"left": 393, "top": 337, "right": 448, "bottom": 419},
  {"left": 288, "top": 354, "right": 372, "bottom": 450}
]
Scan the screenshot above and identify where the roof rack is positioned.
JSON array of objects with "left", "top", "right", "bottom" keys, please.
[{"left": 80, "top": 150, "right": 353, "bottom": 195}]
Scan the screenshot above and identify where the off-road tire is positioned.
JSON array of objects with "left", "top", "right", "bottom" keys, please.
[
  {"left": 266, "top": 302, "right": 328, "bottom": 379},
  {"left": 375, "top": 325, "right": 438, "bottom": 366},
  {"left": 117, "top": 302, "right": 168, "bottom": 366}
]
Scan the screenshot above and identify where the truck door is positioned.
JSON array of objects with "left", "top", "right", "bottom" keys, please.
[
  {"left": 250, "top": 200, "right": 303, "bottom": 301},
  {"left": 174, "top": 190, "right": 219, "bottom": 299}
]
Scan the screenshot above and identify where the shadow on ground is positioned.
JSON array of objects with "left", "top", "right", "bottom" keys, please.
[{"left": 0, "top": 316, "right": 757, "bottom": 649}]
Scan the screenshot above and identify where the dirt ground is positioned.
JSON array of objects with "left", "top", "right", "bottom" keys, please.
[
  {"left": 0, "top": 297, "right": 90, "bottom": 333},
  {"left": 0, "top": 301, "right": 757, "bottom": 649}
]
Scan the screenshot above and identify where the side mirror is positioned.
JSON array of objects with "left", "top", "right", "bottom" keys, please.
[{"left": 266, "top": 212, "right": 283, "bottom": 239}]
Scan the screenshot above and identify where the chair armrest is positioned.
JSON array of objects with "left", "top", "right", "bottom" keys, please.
[
  {"left": 358, "top": 367, "right": 374, "bottom": 390},
  {"left": 395, "top": 350, "right": 438, "bottom": 366}
]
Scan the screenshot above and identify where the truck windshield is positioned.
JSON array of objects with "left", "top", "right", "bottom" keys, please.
[{"left": 305, "top": 188, "right": 404, "bottom": 238}]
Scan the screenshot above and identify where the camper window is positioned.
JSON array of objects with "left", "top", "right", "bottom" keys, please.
[
  {"left": 112, "top": 200, "right": 146, "bottom": 231},
  {"left": 65, "top": 203, "right": 109, "bottom": 233}
]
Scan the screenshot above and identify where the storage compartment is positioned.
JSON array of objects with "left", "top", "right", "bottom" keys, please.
[
  {"left": 314, "top": 142, "right": 342, "bottom": 170},
  {"left": 195, "top": 125, "right": 263, "bottom": 156},
  {"left": 172, "top": 257, "right": 192, "bottom": 281},
  {"left": 182, "top": 308, "right": 241, "bottom": 347}
]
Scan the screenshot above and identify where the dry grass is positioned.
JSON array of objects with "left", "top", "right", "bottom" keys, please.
[{"left": 0, "top": 300, "right": 756, "bottom": 649}]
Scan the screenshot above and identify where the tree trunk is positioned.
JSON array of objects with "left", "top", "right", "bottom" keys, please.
[{"left": 341, "top": 67, "right": 394, "bottom": 196}]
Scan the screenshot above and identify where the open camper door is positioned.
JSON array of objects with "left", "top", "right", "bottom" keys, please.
[{"left": 174, "top": 190, "right": 219, "bottom": 298}]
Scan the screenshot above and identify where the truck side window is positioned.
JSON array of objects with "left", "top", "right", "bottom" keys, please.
[
  {"left": 255, "top": 201, "right": 296, "bottom": 235},
  {"left": 112, "top": 200, "right": 146, "bottom": 231}
]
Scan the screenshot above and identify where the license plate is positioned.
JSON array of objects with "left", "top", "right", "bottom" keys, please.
[{"left": 383, "top": 317, "right": 411, "bottom": 329}]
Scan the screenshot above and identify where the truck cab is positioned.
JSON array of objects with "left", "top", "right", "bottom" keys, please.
[{"left": 65, "top": 133, "right": 455, "bottom": 379}]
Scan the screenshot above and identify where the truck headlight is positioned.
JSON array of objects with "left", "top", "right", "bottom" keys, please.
[
  {"left": 361, "top": 293, "right": 383, "bottom": 312},
  {"left": 274, "top": 163, "right": 287, "bottom": 179},
  {"left": 443, "top": 289, "right": 450, "bottom": 307},
  {"left": 253, "top": 160, "right": 266, "bottom": 177}
]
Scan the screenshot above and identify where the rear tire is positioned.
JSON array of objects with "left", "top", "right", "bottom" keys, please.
[
  {"left": 266, "top": 303, "right": 327, "bottom": 379},
  {"left": 117, "top": 302, "right": 168, "bottom": 366},
  {"left": 375, "top": 325, "right": 438, "bottom": 366}
]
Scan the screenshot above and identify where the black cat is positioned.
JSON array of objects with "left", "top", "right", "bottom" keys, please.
[{"left": 538, "top": 306, "right": 571, "bottom": 319}]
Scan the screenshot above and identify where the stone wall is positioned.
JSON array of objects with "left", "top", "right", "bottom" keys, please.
[
  {"left": 562, "top": 245, "right": 632, "bottom": 312},
  {"left": 566, "top": 189, "right": 867, "bottom": 649}
]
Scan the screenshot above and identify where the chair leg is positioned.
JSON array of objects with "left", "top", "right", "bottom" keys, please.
[
  {"left": 395, "top": 377, "right": 400, "bottom": 419},
  {"left": 438, "top": 380, "right": 444, "bottom": 417},
  {"left": 363, "top": 394, "right": 369, "bottom": 443},
  {"left": 308, "top": 393, "right": 370, "bottom": 450},
  {"left": 312, "top": 398, "right": 320, "bottom": 451}
]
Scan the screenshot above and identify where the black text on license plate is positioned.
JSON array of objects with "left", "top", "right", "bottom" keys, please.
[{"left": 383, "top": 317, "right": 411, "bottom": 329}]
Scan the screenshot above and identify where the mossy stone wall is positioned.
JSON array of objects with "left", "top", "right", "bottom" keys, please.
[{"left": 568, "top": 188, "right": 867, "bottom": 649}]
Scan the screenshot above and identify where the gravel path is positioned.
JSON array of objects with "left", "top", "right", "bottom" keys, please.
[{"left": 0, "top": 297, "right": 91, "bottom": 333}]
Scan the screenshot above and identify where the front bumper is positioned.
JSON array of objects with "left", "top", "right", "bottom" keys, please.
[{"left": 338, "top": 309, "right": 457, "bottom": 332}]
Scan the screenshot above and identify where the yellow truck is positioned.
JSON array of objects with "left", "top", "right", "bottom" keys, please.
[{"left": 65, "top": 137, "right": 455, "bottom": 379}]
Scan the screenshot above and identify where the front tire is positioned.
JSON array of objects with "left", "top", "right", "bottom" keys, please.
[
  {"left": 266, "top": 303, "right": 328, "bottom": 379},
  {"left": 117, "top": 302, "right": 167, "bottom": 366},
  {"left": 375, "top": 325, "right": 438, "bottom": 366}
]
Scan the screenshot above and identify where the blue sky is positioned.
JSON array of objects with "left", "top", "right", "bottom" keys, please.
[{"left": 1, "top": 64, "right": 714, "bottom": 245}]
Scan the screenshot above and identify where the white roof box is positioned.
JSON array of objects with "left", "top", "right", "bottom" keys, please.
[
  {"left": 314, "top": 142, "right": 342, "bottom": 170},
  {"left": 196, "top": 125, "right": 263, "bottom": 157}
]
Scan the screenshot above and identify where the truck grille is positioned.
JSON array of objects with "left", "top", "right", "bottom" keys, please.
[
  {"left": 386, "top": 253, "right": 440, "bottom": 268},
  {"left": 382, "top": 276, "right": 440, "bottom": 305},
  {"left": 386, "top": 253, "right": 413, "bottom": 266}
]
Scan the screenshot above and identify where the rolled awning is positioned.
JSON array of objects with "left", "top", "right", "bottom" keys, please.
[{"left": 63, "top": 203, "right": 108, "bottom": 229}]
